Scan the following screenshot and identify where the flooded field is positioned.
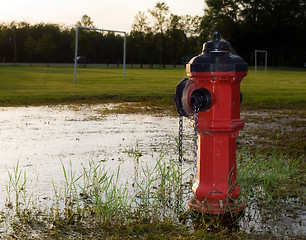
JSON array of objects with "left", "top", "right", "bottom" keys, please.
[
  {"left": 0, "top": 104, "right": 194, "bottom": 204},
  {"left": 0, "top": 104, "right": 304, "bottom": 237}
]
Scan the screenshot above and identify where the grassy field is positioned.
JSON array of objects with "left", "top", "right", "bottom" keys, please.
[{"left": 0, "top": 65, "right": 305, "bottom": 109}]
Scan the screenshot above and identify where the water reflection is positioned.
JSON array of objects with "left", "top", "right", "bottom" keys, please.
[{"left": 0, "top": 104, "right": 193, "bottom": 206}]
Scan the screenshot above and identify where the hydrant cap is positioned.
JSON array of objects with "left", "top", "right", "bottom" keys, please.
[
  {"left": 203, "top": 32, "right": 231, "bottom": 52},
  {"left": 187, "top": 32, "right": 248, "bottom": 73}
]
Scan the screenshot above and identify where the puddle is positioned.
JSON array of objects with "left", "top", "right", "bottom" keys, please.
[
  {"left": 0, "top": 104, "right": 194, "bottom": 203},
  {"left": 0, "top": 104, "right": 304, "bottom": 237}
]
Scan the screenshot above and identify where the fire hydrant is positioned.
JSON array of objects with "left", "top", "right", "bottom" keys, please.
[{"left": 174, "top": 32, "right": 247, "bottom": 215}]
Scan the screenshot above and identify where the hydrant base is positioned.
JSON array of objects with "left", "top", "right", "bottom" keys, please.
[{"left": 188, "top": 197, "right": 245, "bottom": 215}]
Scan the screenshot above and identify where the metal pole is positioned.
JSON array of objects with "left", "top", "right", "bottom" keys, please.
[
  {"left": 123, "top": 33, "right": 126, "bottom": 80},
  {"left": 265, "top": 51, "right": 267, "bottom": 72},
  {"left": 9, "top": 27, "right": 17, "bottom": 65},
  {"left": 74, "top": 26, "right": 79, "bottom": 84},
  {"left": 255, "top": 50, "right": 257, "bottom": 73},
  {"left": 13, "top": 29, "right": 17, "bottom": 65}
]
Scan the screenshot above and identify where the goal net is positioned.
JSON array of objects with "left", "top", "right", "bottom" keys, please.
[
  {"left": 255, "top": 50, "right": 267, "bottom": 72},
  {"left": 74, "top": 25, "right": 126, "bottom": 83}
]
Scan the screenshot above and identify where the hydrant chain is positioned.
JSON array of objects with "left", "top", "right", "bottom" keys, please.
[
  {"left": 193, "top": 111, "right": 199, "bottom": 173},
  {"left": 178, "top": 116, "right": 183, "bottom": 166}
]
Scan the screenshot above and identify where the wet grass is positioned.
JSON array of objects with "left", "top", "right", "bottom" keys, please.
[
  {"left": 239, "top": 109, "right": 306, "bottom": 158},
  {"left": 0, "top": 145, "right": 304, "bottom": 239},
  {"left": 0, "top": 65, "right": 305, "bottom": 110}
]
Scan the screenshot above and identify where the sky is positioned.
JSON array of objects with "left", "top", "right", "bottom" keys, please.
[{"left": 0, "top": 0, "right": 206, "bottom": 32}]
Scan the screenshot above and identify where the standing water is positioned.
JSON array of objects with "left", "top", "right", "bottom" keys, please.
[
  {"left": 0, "top": 104, "right": 195, "bottom": 207},
  {"left": 0, "top": 104, "right": 304, "bottom": 238}
]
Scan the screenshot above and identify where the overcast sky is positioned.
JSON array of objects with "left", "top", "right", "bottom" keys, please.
[{"left": 0, "top": 0, "right": 206, "bottom": 32}]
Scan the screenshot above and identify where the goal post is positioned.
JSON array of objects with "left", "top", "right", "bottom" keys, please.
[
  {"left": 255, "top": 50, "right": 267, "bottom": 73},
  {"left": 74, "top": 25, "right": 126, "bottom": 83}
]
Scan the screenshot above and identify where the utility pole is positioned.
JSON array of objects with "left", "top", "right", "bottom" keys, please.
[{"left": 9, "top": 27, "right": 17, "bottom": 65}]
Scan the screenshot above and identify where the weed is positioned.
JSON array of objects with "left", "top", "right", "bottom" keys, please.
[
  {"left": 6, "top": 161, "right": 30, "bottom": 213},
  {"left": 237, "top": 147, "right": 303, "bottom": 203}
]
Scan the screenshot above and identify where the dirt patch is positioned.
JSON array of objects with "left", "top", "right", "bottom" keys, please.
[{"left": 240, "top": 109, "right": 305, "bottom": 158}]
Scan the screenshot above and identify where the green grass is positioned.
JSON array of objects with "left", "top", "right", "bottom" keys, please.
[
  {"left": 241, "top": 67, "right": 306, "bottom": 109},
  {"left": 0, "top": 65, "right": 305, "bottom": 109}
]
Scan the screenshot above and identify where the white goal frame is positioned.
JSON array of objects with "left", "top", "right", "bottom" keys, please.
[
  {"left": 255, "top": 50, "right": 267, "bottom": 72},
  {"left": 74, "top": 25, "right": 126, "bottom": 83}
]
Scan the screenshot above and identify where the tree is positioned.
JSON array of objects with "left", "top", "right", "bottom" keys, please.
[
  {"left": 130, "top": 11, "right": 151, "bottom": 67},
  {"left": 149, "top": 2, "right": 170, "bottom": 67},
  {"left": 77, "top": 15, "right": 95, "bottom": 28},
  {"left": 37, "top": 33, "right": 56, "bottom": 65},
  {"left": 201, "top": 0, "right": 240, "bottom": 41},
  {"left": 24, "top": 35, "right": 36, "bottom": 63},
  {"left": 132, "top": 11, "right": 151, "bottom": 34},
  {"left": 180, "top": 15, "right": 203, "bottom": 64},
  {"left": 149, "top": 2, "right": 170, "bottom": 34},
  {"left": 201, "top": 0, "right": 306, "bottom": 66},
  {"left": 166, "top": 14, "right": 185, "bottom": 67}
]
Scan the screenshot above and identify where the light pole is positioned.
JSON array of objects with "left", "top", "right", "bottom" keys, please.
[{"left": 9, "top": 27, "right": 17, "bottom": 65}]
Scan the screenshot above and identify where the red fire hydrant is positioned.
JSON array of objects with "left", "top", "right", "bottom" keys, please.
[{"left": 174, "top": 32, "right": 247, "bottom": 215}]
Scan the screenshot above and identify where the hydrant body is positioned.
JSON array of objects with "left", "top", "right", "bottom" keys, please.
[{"left": 175, "top": 33, "right": 247, "bottom": 214}]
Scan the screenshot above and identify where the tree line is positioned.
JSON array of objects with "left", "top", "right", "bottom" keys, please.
[{"left": 0, "top": 1, "right": 305, "bottom": 67}]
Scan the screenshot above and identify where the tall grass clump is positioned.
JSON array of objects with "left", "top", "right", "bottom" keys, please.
[
  {"left": 48, "top": 145, "right": 189, "bottom": 227},
  {"left": 78, "top": 161, "right": 131, "bottom": 223},
  {"left": 237, "top": 147, "right": 303, "bottom": 204},
  {"left": 132, "top": 154, "right": 188, "bottom": 221},
  {"left": 50, "top": 160, "right": 132, "bottom": 226},
  {"left": 6, "top": 161, "right": 29, "bottom": 214}
]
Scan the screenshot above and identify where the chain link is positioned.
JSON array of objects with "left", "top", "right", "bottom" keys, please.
[
  {"left": 193, "top": 110, "right": 199, "bottom": 173},
  {"left": 178, "top": 109, "right": 199, "bottom": 173},
  {"left": 178, "top": 116, "right": 183, "bottom": 166}
]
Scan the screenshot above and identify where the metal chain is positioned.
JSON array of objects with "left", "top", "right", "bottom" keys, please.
[
  {"left": 178, "top": 116, "right": 183, "bottom": 166},
  {"left": 178, "top": 110, "right": 198, "bottom": 172},
  {"left": 193, "top": 110, "right": 199, "bottom": 173}
]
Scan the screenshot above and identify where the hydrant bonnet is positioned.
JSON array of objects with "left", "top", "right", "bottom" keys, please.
[{"left": 187, "top": 32, "right": 248, "bottom": 74}]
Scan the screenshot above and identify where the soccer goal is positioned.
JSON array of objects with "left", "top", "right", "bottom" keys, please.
[
  {"left": 254, "top": 50, "right": 267, "bottom": 72},
  {"left": 74, "top": 25, "right": 126, "bottom": 83}
]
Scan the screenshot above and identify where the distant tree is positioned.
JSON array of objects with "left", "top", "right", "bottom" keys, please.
[
  {"left": 24, "top": 35, "right": 36, "bottom": 63},
  {"left": 201, "top": 0, "right": 240, "bottom": 41},
  {"left": 130, "top": 11, "right": 151, "bottom": 67},
  {"left": 166, "top": 14, "right": 185, "bottom": 67},
  {"left": 201, "top": 0, "right": 306, "bottom": 66},
  {"left": 149, "top": 2, "right": 170, "bottom": 67},
  {"left": 180, "top": 15, "right": 203, "bottom": 64},
  {"left": 149, "top": 2, "right": 170, "bottom": 34},
  {"left": 77, "top": 15, "right": 95, "bottom": 28},
  {"left": 132, "top": 11, "right": 151, "bottom": 34},
  {"left": 238, "top": 0, "right": 306, "bottom": 66},
  {"left": 37, "top": 33, "right": 56, "bottom": 65}
]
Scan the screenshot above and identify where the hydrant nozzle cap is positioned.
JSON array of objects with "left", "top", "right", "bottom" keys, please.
[{"left": 202, "top": 32, "right": 231, "bottom": 52}]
